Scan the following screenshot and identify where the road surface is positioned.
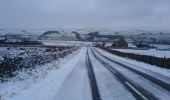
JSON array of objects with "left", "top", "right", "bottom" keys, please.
[{"left": 4, "top": 46, "right": 170, "bottom": 100}]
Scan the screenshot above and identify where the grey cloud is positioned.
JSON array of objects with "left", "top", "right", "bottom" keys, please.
[{"left": 0, "top": 0, "right": 169, "bottom": 29}]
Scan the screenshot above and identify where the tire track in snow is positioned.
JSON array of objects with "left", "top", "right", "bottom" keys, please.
[
  {"left": 94, "top": 48, "right": 170, "bottom": 92},
  {"left": 86, "top": 48, "right": 101, "bottom": 100}
]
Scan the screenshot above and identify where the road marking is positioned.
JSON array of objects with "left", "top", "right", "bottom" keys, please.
[
  {"left": 96, "top": 56, "right": 117, "bottom": 74},
  {"left": 105, "top": 64, "right": 117, "bottom": 74},
  {"left": 125, "top": 82, "right": 148, "bottom": 100}
]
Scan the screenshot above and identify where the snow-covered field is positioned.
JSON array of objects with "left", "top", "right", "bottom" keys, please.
[
  {"left": 112, "top": 48, "right": 170, "bottom": 58},
  {"left": 151, "top": 44, "right": 170, "bottom": 49},
  {"left": 41, "top": 40, "right": 81, "bottom": 46},
  {"left": 0, "top": 47, "right": 82, "bottom": 100},
  {"left": 0, "top": 46, "right": 76, "bottom": 62},
  {"left": 41, "top": 40, "right": 93, "bottom": 47}
]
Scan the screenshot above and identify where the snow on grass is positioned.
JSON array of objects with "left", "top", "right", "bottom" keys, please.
[
  {"left": 41, "top": 40, "right": 93, "bottom": 47},
  {"left": 0, "top": 46, "right": 77, "bottom": 79},
  {"left": 128, "top": 43, "right": 136, "bottom": 48},
  {"left": 0, "top": 47, "right": 82, "bottom": 100},
  {"left": 151, "top": 44, "right": 170, "bottom": 49},
  {"left": 42, "top": 41, "right": 77, "bottom": 46},
  {"left": 112, "top": 48, "right": 170, "bottom": 58}
]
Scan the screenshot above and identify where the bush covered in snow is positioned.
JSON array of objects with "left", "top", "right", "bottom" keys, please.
[
  {"left": 0, "top": 39, "right": 43, "bottom": 45},
  {"left": 0, "top": 46, "right": 78, "bottom": 81}
]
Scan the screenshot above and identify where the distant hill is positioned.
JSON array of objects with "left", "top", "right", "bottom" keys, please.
[
  {"left": 87, "top": 31, "right": 123, "bottom": 41},
  {"left": 39, "top": 30, "right": 78, "bottom": 41},
  {"left": 42, "top": 31, "right": 60, "bottom": 35},
  {"left": 1, "top": 29, "right": 170, "bottom": 44},
  {"left": 39, "top": 31, "right": 60, "bottom": 39},
  {"left": 129, "top": 34, "right": 170, "bottom": 44}
]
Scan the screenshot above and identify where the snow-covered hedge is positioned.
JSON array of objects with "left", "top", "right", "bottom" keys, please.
[
  {"left": 100, "top": 47, "right": 170, "bottom": 69},
  {"left": 0, "top": 46, "right": 78, "bottom": 80}
]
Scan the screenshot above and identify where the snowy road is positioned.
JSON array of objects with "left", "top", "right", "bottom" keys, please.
[
  {"left": 88, "top": 49, "right": 136, "bottom": 100},
  {"left": 1, "top": 46, "right": 170, "bottom": 100},
  {"left": 91, "top": 47, "right": 170, "bottom": 100},
  {"left": 53, "top": 48, "right": 92, "bottom": 100}
]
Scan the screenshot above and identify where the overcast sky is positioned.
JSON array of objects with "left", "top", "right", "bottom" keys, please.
[{"left": 0, "top": 0, "right": 169, "bottom": 29}]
